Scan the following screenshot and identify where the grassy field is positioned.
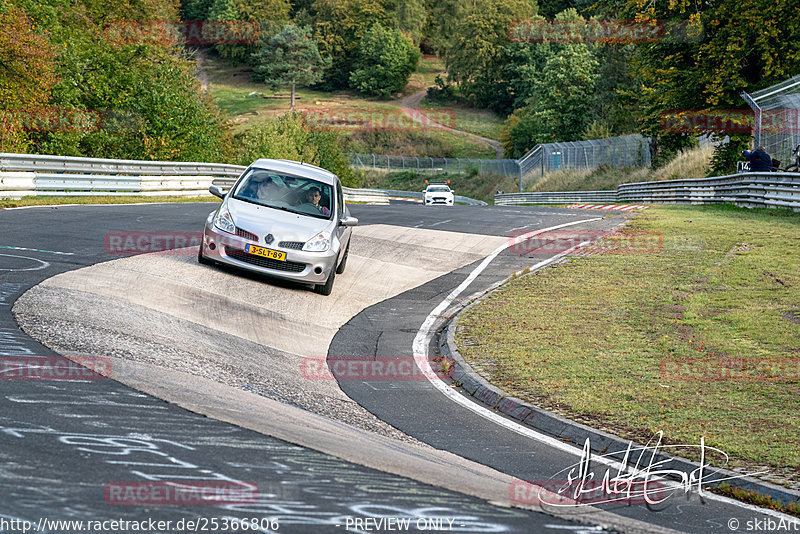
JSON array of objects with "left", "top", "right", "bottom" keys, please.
[
  {"left": 419, "top": 99, "right": 506, "bottom": 141},
  {"left": 526, "top": 145, "right": 715, "bottom": 192},
  {"left": 204, "top": 54, "right": 496, "bottom": 158},
  {"left": 404, "top": 55, "right": 446, "bottom": 95},
  {"left": 0, "top": 196, "right": 219, "bottom": 209},
  {"left": 455, "top": 205, "right": 800, "bottom": 479}
]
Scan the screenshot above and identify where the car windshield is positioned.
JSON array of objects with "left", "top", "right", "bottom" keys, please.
[
  {"left": 232, "top": 168, "right": 333, "bottom": 219},
  {"left": 428, "top": 186, "right": 450, "bottom": 192}
]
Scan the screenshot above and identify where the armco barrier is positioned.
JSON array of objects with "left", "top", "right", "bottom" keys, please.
[
  {"left": 0, "top": 153, "right": 494, "bottom": 206},
  {"left": 496, "top": 172, "right": 800, "bottom": 210},
  {"left": 494, "top": 190, "right": 618, "bottom": 205},
  {"left": 0, "top": 153, "right": 433, "bottom": 205}
]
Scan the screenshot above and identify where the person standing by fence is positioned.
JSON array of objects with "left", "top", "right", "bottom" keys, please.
[{"left": 742, "top": 146, "right": 773, "bottom": 172}]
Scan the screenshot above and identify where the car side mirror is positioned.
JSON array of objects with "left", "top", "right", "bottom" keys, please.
[
  {"left": 209, "top": 185, "right": 226, "bottom": 199},
  {"left": 339, "top": 216, "right": 359, "bottom": 227}
]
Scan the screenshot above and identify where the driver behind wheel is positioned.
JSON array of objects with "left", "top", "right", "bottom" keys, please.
[{"left": 302, "top": 187, "right": 330, "bottom": 216}]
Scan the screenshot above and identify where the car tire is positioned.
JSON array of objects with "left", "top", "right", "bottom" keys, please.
[
  {"left": 314, "top": 268, "right": 335, "bottom": 296},
  {"left": 198, "top": 241, "right": 211, "bottom": 265},
  {"left": 335, "top": 242, "right": 349, "bottom": 274}
]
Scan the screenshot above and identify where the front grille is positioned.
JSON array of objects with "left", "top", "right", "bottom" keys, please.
[
  {"left": 236, "top": 227, "right": 259, "bottom": 242},
  {"left": 225, "top": 247, "right": 306, "bottom": 272},
  {"left": 278, "top": 241, "right": 304, "bottom": 250}
]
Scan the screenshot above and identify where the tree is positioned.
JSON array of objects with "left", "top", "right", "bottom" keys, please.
[
  {"left": 311, "top": 0, "right": 391, "bottom": 88},
  {"left": 445, "top": 0, "right": 534, "bottom": 111},
  {"left": 207, "top": 0, "right": 290, "bottom": 64},
  {"left": 386, "top": 0, "right": 426, "bottom": 46},
  {"left": 422, "top": 0, "right": 464, "bottom": 55},
  {"left": 602, "top": 0, "right": 800, "bottom": 168},
  {"left": 252, "top": 23, "right": 329, "bottom": 109},
  {"left": 500, "top": 9, "right": 598, "bottom": 156},
  {"left": 0, "top": 7, "right": 57, "bottom": 151},
  {"left": 349, "top": 22, "right": 420, "bottom": 97}
]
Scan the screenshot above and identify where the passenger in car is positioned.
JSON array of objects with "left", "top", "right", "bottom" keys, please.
[{"left": 256, "top": 177, "right": 280, "bottom": 201}]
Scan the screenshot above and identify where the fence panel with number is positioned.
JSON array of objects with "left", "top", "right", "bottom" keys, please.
[{"left": 742, "top": 74, "right": 800, "bottom": 166}]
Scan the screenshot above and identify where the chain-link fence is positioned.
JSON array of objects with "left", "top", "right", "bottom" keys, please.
[
  {"left": 517, "top": 134, "right": 651, "bottom": 189},
  {"left": 351, "top": 134, "right": 651, "bottom": 191},
  {"left": 742, "top": 74, "right": 800, "bottom": 165},
  {"left": 349, "top": 153, "right": 521, "bottom": 176}
]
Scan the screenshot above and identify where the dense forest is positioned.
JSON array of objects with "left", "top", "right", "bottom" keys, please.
[{"left": 1, "top": 0, "right": 798, "bottom": 178}]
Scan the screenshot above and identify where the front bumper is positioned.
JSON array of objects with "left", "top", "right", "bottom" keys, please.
[
  {"left": 424, "top": 196, "right": 454, "bottom": 205},
  {"left": 202, "top": 220, "right": 338, "bottom": 284}
]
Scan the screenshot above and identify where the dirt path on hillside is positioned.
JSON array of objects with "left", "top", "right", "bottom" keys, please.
[
  {"left": 398, "top": 89, "right": 505, "bottom": 159},
  {"left": 194, "top": 47, "right": 209, "bottom": 91}
]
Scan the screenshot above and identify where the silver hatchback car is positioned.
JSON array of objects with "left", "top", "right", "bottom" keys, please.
[{"left": 198, "top": 159, "right": 358, "bottom": 295}]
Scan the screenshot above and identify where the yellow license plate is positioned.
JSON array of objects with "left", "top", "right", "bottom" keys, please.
[{"left": 245, "top": 244, "right": 286, "bottom": 261}]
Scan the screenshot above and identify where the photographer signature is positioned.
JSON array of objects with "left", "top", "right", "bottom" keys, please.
[{"left": 541, "top": 431, "right": 768, "bottom": 507}]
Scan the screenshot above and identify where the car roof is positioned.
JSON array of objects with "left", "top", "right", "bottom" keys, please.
[{"left": 249, "top": 158, "right": 337, "bottom": 185}]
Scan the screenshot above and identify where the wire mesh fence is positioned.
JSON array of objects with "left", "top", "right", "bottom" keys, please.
[
  {"left": 349, "top": 153, "right": 521, "bottom": 176},
  {"left": 517, "top": 134, "right": 651, "bottom": 189},
  {"left": 350, "top": 134, "right": 651, "bottom": 191},
  {"left": 742, "top": 74, "right": 800, "bottom": 165}
]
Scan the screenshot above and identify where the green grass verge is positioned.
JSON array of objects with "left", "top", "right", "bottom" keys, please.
[
  {"left": 362, "top": 170, "right": 519, "bottom": 204},
  {"left": 455, "top": 205, "right": 800, "bottom": 475},
  {"left": 0, "top": 196, "right": 219, "bottom": 209}
]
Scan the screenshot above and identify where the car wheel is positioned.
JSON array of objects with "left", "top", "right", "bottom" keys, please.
[
  {"left": 198, "top": 241, "right": 211, "bottom": 265},
  {"left": 314, "top": 268, "right": 335, "bottom": 296},
  {"left": 336, "top": 242, "right": 349, "bottom": 274}
]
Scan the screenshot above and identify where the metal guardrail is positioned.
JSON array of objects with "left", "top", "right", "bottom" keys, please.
[
  {"left": 0, "top": 152, "right": 245, "bottom": 176},
  {"left": 495, "top": 172, "right": 800, "bottom": 210},
  {"left": 494, "top": 190, "right": 618, "bottom": 206},
  {"left": 0, "top": 153, "right": 484, "bottom": 206}
]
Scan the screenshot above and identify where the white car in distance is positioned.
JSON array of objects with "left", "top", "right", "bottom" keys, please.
[{"left": 422, "top": 181, "right": 454, "bottom": 206}]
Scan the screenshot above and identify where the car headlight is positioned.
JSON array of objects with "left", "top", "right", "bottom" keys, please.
[
  {"left": 213, "top": 205, "right": 236, "bottom": 235},
  {"left": 303, "top": 232, "right": 330, "bottom": 252}
]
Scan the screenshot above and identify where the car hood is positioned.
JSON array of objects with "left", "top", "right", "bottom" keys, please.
[{"left": 227, "top": 198, "right": 331, "bottom": 241}]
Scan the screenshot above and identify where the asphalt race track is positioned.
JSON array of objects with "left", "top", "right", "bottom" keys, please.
[{"left": 0, "top": 202, "right": 795, "bottom": 533}]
